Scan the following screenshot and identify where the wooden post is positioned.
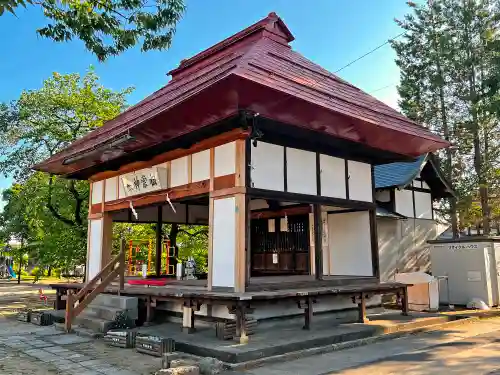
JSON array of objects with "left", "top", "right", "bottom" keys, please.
[
  {"left": 401, "top": 287, "right": 409, "bottom": 316},
  {"left": 119, "top": 238, "right": 125, "bottom": 294},
  {"left": 313, "top": 204, "right": 323, "bottom": 280},
  {"left": 155, "top": 206, "right": 162, "bottom": 277},
  {"left": 235, "top": 303, "right": 248, "bottom": 344},
  {"left": 235, "top": 194, "right": 247, "bottom": 293},
  {"left": 303, "top": 297, "right": 313, "bottom": 330},
  {"left": 357, "top": 293, "right": 369, "bottom": 323},
  {"left": 145, "top": 296, "right": 153, "bottom": 325},
  {"left": 65, "top": 291, "right": 73, "bottom": 332}
]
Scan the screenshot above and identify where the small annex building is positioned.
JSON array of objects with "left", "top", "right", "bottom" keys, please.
[{"left": 374, "top": 154, "right": 454, "bottom": 280}]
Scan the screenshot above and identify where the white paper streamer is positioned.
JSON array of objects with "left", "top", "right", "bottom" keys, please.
[
  {"left": 129, "top": 201, "right": 138, "bottom": 220},
  {"left": 166, "top": 193, "right": 176, "bottom": 213}
]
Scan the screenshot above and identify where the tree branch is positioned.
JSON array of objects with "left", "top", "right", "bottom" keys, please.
[
  {"left": 178, "top": 228, "right": 208, "bottom": 238},
  {"left": 68, "top": 180, "right": 84, "bottom": 227},
  {"left": 47, "top": 174, "right": 77, "bottom": 227}
]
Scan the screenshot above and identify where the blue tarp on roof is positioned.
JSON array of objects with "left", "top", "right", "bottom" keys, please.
[{"left": 374, "top": 155, "right": 426, "bottom": 189}]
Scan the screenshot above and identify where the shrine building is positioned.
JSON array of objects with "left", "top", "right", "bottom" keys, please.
[{"left": 34, "top": 13, "right": 449, "bottom": 338}]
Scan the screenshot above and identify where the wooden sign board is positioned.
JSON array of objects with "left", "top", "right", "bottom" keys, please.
[
  {"left": 31, "top": 311, "right": 52, "bottom": 326},
  {"left": 104, "top": 331, "right": 136, "bottom": 348},
  {"left": 135, "top": 335, "right": 175, "bottom": 357},
  {"left": 120, "top": 166, "right": 168, "bottom": 198},
  {"left": 16, "top": 309, "right": 31, "bottom": 323}
]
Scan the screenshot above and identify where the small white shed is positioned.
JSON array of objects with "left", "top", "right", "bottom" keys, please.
[{"left": 429, "top": 237, "right": 500, "bottom": 307}]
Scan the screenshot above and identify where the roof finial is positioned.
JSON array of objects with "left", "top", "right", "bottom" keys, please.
[{"left": 268, "top": 12, "right": 278, "bottom": 19}]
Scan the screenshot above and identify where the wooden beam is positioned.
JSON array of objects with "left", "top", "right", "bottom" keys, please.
[
  {"left": 246, "top": 188, "right": 376, "bottom": 210},
  {"left": 209, "top": 148, "right": 215, "bottom": 191},
  {"left": 210, "top": 187, "right": 246, "bottom": 199},
  {"left": 213, "top": 174, "right": 236, "bottom": 190},
  {"left": 89, "top": 128, "right": 250, "bottom": 182},
  {"left": 103, "top": 180, "right": 209, "bottom": 212},
  {"left": 250, "top": 205, "right": 311, "bottom": 219},
  {"left": 187, "top": 154, "right": 193, "bottom": 184},
  {"left": 235, "top": 139, "right": 246, "bottom": 187}
]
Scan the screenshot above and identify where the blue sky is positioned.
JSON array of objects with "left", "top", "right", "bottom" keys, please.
[{"left": 0, "top": 0, "right": 410, "bottom": 196}]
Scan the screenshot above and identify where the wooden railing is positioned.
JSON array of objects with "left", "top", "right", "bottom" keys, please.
[{"left": 65, "top": 239, "right": 126, "bottom": 332}]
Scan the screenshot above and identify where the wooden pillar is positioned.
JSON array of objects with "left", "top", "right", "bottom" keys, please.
[
  {"left": 369, "top": 209, "right": 380, "bottom": 279},
  {"left": 357, "top": 293, "right": 369, "bottom": 323},
  {"left": 313, "top": 204, "right": 323, "bottom": 280},
  {"left": 86, "top": 212, "right": 113, "bottom": 282},
  {"left": 207, "top": 136, "right": 248, "bottom": 292},
  {"left": 155, "top": 206, "right": 162, "bottom": 277}
]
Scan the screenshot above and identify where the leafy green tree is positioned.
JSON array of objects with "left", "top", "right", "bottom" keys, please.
[
  {"left": 443, "top": 0, "right": 500, "bottom": 234},
  {"left": 113, "top": 222, "right": 208, "bottom": 273},
  {"left": 0, "top": 70, "right": 133, "bottom": 236},
  {"left": 0, "top": 0, "right": 185, "bottom": 61},
  {"left": 393, "top": 0, "right": 500, "bottom": 234},
  {"left": 0, "top": 70, "right": 133, "bottom": 272}
]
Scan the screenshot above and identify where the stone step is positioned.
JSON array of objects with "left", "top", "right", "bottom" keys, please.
[
  {"left": 91, "top": 294, "right": 138, "bottom": 310},
  {"left": 74, "top": 313, "right": 116, "bottom": 333},
  {"left": 85, "top": 304, "right": 138, "bottom": 321}
]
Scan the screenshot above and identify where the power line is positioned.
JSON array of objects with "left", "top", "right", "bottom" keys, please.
[
  {"left": 367, "top": 83, "right": 397, "bottom": 94},
  {"left": 334, "top": 31, "right": 406, "bottom": 74}
]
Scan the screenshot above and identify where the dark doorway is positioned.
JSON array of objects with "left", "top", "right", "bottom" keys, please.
[{"left": 251, "top": 214, "right": 310, "bottom": 276}]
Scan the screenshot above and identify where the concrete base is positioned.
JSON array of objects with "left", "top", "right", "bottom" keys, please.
[{"left": 136, "top": 311, "right": 460, "bottom": 363}]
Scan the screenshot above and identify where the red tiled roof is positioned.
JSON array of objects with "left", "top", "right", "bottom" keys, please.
[{"left": 34, "top": 12, "right": 448, "bottom": 176}]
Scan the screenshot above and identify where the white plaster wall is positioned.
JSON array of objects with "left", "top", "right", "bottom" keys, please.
[
  {"left": 328, "top": 211, "right": 373, "bottom": 276},
  {"left": 286, "top": 148, "right": 317, "bottom": 195},
  {"left": 347, "top": 161, "right": 372, "bottom": 202},
  {"left": 395, "top": 189, "right": 414, "bottom": 218},
  {"left": 104, "top": 177, "right": 117, "bottom": 202},
  {"left": 412, "top": 180, "right": 422, "bottom": 188},
  {"left": 88, "top": 219, "right": 103, "bottom": 279},
  {"left": 214, "top": 141, "right": 236, "bottom": 177},
  {"left": 171, "top": 156, "right": 189, "bottom": 187},
  {"left": 378, "top": 218, "right": 443, "bottom": 281},
  {"left": 191, "top": 150, "right": 210, "bottom": 182},
  {"left": 212, "top": 197, "right": 236, "bottom": 288},
  {"left": 414, "top": 191, "right": 432, "bottom": 219},
  {"left": 155, "top": 164, "right": 169, "bottom": 188},
  {"left": 251, "top": 142, "right": 284, "bottom": 191},
  {"left": 422, "top": 181, "right": 430, "bottom": 190},
  {"left": 320, "top": 154, "right": 346, "bottom": 199},
  {"left": 118, "top": 176, "right": 126, "bottom": 199},
  {"left": 91, "top": 180, "right": 103, "bottom": 204}
]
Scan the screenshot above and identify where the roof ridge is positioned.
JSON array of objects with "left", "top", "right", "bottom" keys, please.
[{"left": 168, "top": 12, "right": 294, "bottom": 77}]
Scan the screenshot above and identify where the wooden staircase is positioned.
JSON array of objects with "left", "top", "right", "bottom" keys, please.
[{"left": 65, "top": 239, "right": 126, "bottom": 332}]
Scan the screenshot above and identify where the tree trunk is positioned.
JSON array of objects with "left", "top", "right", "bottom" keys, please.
[{"left": 431, "top": 8, "right": 458, "bottom": 237}]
